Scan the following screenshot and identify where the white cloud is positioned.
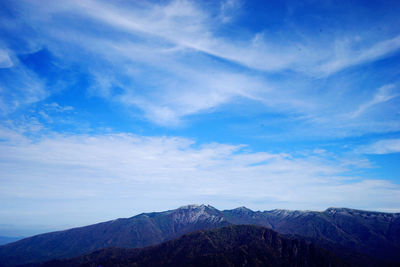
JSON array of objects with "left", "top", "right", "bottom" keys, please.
[
  {"left": 318, "top": 35, "right": 400, "bottom": 75},
  {"left": 69, "top": 0, "right": 400, "bottom": 75},
  {"left": 2, "top": 0, "right": 400, "bottom": 133},
  {"left": 43, "top": 102, "right": 74, "bottom": 113},
  {"left": 70, "top": 0, "right": 296, "bottom": 71},
  {"left": 1, "top": 131, "right": 399, "bottom": 226},
  {"left": 349, "top": 84, "right": 398, "bottom": 118},
  {"left": 118, "top": 70, "right": 266, "bottom": 125},
  {"left": 219, "top": 0, "right": 242, "bottom": 23},
  {"left": 0, "top": 49, "right": 13, "bottom": 68},
  {"left": 23, "top": 0, "right": 400, "bottom": 75},
  {"left": 0, "top": 125, "right": 28, "bottom": 143},
  {"left": 360, "top": 139, "right": 400, "bottom": 154},
  {"left": 0, "top": 64, "right": 47, "bottom": 115}
]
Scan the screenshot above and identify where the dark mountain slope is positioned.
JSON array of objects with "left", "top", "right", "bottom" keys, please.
[
  {"left": 1, "top": 205, "right": 399, "bottom": 266},
  {"left": 0, "top": 205, "right": 228, "bottom": 266},
  {"left": 0, "top": 236, "right": 23, "bottom": 246},
  {"left": 41, "top": 225, "right": 350, "bottom": 267},
  {"left": 223, "top": 207, "right": 400, "bottom": 262}
]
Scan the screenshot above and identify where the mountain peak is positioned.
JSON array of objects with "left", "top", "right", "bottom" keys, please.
[
  {"left": 231, "top": 206, "right": 253, "bottom": 213},
  {"left": 173, "top": 204, "right": 224, "bottom": 224},
  {"left": 236, "top": 206, "right": 252, "bottom": 210},
  {"left": 181, "top": 204, "right": 222, "bottom": 212},
  {"left": 263, "top": 209, "right": 315, "bottom": 220},
  {"left": 325, "top": 207, "right": 400, "bottom": 218},
  {"left": 178, "top": 204, "right": 208, "bottom": 210},
  {"left": 325, "top": 207, "right": 380, "bottom": 214},
  {"left": 325, "top": 207, "right": 352, "bottom": 212}
]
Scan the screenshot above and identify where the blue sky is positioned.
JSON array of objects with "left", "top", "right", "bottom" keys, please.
[{"left": 1, "top": 0, "right": 400, "bottom": 236}]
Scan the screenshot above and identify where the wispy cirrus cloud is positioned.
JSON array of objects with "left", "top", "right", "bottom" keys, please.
[
  {"left": 0, "top": 49, "right": 13, "bottom": 68},
  {"left": 1, "top": 0, "right": 400, "bottom": 131},
  {"left": 219, "top": 0, "right": 242, "bottom": 23},
  {"left": 349, "top": 84, "right": 398, "bottom": 119},
  {"left": 318, "top": 35, "right": 400, "bottom": 75},
  {"left": 0, "top": 62, "right": 46, "bottom": 114},
  {"left": 60, "top": 0, "right": 400, "bottom": 74},
  {"left": 359, "top": 139, "right": 400, "bottom": 154}
]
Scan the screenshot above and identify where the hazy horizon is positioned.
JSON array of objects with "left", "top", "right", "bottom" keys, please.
[{"left": 1, "top": 0, "right": 400, "bottom": 237}]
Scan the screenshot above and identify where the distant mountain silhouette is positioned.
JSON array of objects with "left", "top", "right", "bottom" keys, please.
[
  {"left": 0, "top": 236, "right": 23, "bottom": 246},
  {"left": 0, "top": 205, "right": 399, "bottom": 266},
  {"left": 41, "top": 225, "right": 350, "bottom": 267}
]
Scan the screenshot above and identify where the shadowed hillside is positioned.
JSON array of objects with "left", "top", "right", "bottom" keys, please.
[{"left": 41, "top": 225, "right": 350, "bottom": 267}]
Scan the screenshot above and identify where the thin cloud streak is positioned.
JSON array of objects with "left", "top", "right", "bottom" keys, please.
[
  {"left": 318, "top": 35, "right": 400, "bottom": 75},
  {"left": 69, "top": 0, "right": 400, "bottom": 74},
  {"left": 0, "top": 49, "right": 13, "bottom": 68},
  {"left": 360, "top": 139, "right": 400, "bottom": 154},
  {"left": 349, "top": 84, "right": 398, "bottom": 119},
  {"left": 0, "top": 64, "right": 46, "bottom": 115}
]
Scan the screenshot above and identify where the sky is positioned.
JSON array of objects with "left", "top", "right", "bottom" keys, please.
[{"left": 0, "top": 0, "right": 400, "bottom": 236}]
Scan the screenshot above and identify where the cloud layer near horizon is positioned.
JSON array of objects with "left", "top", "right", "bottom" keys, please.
[{"left": 1, "top": 130, "right": 399, "bottom": 226}]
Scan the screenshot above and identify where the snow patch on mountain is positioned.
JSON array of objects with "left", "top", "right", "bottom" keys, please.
[{"left": 173, "top": 204, "right": 224, "bottom": 224}]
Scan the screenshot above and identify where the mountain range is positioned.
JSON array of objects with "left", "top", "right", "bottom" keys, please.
[{"left": 0, "top": 204, "right": 399, "bottom": 266}]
